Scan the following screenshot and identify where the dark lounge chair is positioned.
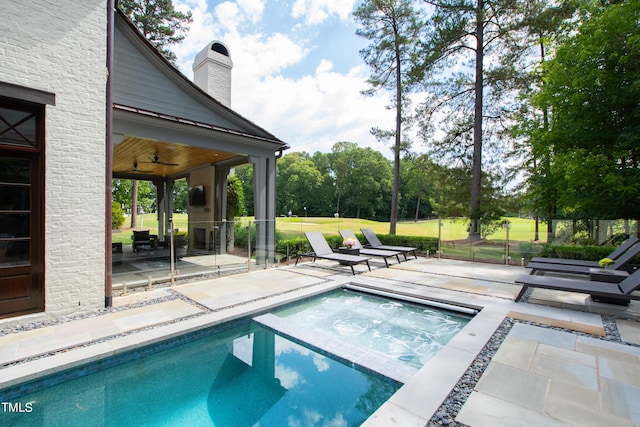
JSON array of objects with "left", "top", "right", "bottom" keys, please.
[
  {"left": 296, "top": 232, "right": 371, "bottom": 275},
  {"left": 529, "top": 236, "right": 639, "bottom": 267},
  {"left": 339, "top": 230, "right": 401, "bottom": 267},
  {"left": 360, "top": 228, "right": 417, "bottom": 261},
  {"left": 526, "top": 242, "right": 640, "bottom": 276},
  {"left": 132, "top": 230, "right": 158, "bottom": 252},
  {"left": 514, "top": 268, "right": 640, "bottom": 304}
]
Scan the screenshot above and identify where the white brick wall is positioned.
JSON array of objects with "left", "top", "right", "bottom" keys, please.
[{"left": 1, "top": 1, "right": 107, "bottom": 318}]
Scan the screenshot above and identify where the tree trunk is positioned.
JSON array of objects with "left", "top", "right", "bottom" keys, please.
[
  {"left": 469, "top": 0, "right": 484, "bottom": 240},
  {"left": 130, "top": 179, "right": 138, "bottom": 229},
  {"left": 414, "top": 193, "right": 421, "bottom": 222},
  {"left": 389, "top": 36, "right": 403, "bottom": 235}
]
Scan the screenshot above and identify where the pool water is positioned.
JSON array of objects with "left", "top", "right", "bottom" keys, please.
[
  {"left": 271, "top": 289, "right": 472, "bottom": 368},
  {"left": 1, "top": 322, "right": 398, "bottom": 427}
]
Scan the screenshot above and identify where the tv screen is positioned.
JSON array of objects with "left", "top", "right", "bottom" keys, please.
[{"left": 188, "top": 185, "right": 205, "bottom": 206}]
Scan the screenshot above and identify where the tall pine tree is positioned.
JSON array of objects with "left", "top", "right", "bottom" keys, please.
[
  {"left": 118, "top": 0, "right": 192, "bottom": 65},
  {"left": 354, "top": 0, "right": 423, "bottom": 234}
]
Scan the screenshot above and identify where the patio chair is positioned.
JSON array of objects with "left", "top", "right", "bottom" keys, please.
[
  {"left": 529, "top": 236, "right": 639, "bottom": 267},
  {"left": 339, "top": 230, "right": 401, "bottom": 267},
  {"left": 360, "top": 228, "right": 417, "bottom": 261},
  {"left": 514, "top": 267, "right": 640, "bottom": 304},
  {"left": 296, "top": 232, "right": 371, "bottom": 275},
  {"left": 132, "top": 230, "right": 158, "bottom": 252},
  {"left": 526, "top": 241, "right": 640, "bottom": 276}
]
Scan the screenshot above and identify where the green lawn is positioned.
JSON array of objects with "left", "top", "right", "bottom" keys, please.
[
  {"left": 275, "top": 216, "right": 545, "bottom": 242},
  {"left": 114, "top": 214, "right": 544, "bottom": 243}
]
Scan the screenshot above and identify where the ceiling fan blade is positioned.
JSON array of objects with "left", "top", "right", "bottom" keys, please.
[
  {"left": 141, "top": 153, "right": 179, "bottom": 166},
  {"left": 132, "top": 161, "right": 154, "bottom": 173}
]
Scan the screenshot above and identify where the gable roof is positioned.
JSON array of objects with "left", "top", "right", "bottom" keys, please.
[
  {"left": 111, "top": 8, "right": 288, "bottom": 178},
  {"left": 113, "top": 8, "right": 285, "bottom": 144}
]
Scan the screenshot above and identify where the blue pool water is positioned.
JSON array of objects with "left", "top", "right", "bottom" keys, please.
[
  {"left": 271, "top": 289, "right": 472, "bottom": 368},
  {"left": 1, "top": 322, "right": 399, "bottom": 427},
  {"left": 0, "top": 289, "right": 473, "bottom": 426}
]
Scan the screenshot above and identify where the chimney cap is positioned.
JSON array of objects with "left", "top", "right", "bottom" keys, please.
[
  {"left": 211, "top": 42, "right": 229, "bottom": 57},
  {"left": 193, "top": 40, "right": 232, "bottom": 71}
]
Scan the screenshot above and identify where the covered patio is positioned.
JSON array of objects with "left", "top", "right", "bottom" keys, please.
[{"left": 109, "top": 10, "right": 288, "bottom": 288}]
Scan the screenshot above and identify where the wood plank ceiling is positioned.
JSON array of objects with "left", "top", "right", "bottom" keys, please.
[{"left": 112, "top": 136, "right": 240, "bottom": 178}]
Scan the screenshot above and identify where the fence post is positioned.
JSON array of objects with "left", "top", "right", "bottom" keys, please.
[
  {"left": 505, "top": 220, "right": 510, "bottom": 266},
  {"left": 169, "top": 218, "right": 176, "bottom": 285},
  {"left": 438, "top": 219, "right": 442, "bottom": 260},
  {"left": 247, "top": 221, "right": 252, "bottom": 271}
]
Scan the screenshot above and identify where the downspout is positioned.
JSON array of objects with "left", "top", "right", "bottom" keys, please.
[{"left": 105, "top": 0, "right": 115, "bottom": 308}]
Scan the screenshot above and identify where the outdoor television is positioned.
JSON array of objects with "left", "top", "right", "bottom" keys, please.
[{"left": 188, "top": 185, "right": 205, "bottom": 206}]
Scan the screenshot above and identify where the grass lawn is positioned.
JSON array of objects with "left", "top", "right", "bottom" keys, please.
[
  {"left": 113, "top": 214, "right": 545, "bottom": 245},
  {"left": 275, "top": 216, "right": 545, "bottom": 242}
]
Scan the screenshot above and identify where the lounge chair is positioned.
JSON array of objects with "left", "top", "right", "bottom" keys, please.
[
  {"left": 296, "top": 232, "right": 371, "bottom": 275},
  {"left": 339, "top": 230, "right": 401, "bottom": 267},
  {"left": 526, "top": 241, "right": 640, "bottom": 276},
  {"left": 514, "top": 268, "right": 640, "bottom": 304},
  {"left": 529, "top": 236, "right": 639, "bottom": 267},
  {"left": 360, "top": 228, "right": 417, "bottom": 261}
]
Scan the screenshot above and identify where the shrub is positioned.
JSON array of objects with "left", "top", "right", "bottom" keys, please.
[
  {"left": 539, "top": 244, "right": 616, "bottom": 261},
  {"left": 274, "top": 233, "right": 439, "bottom": 256},
  {"left": 112, "top": 202, "right": 124, "bottom": 229}
]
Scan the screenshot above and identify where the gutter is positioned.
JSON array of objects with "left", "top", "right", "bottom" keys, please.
[{"left": 105, "top": 0, "right": 115, "bottom": 308}]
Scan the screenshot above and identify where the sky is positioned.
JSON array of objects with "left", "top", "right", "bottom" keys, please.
[{"left": 171, "top": 0, "right": 409, "bottom": 158}]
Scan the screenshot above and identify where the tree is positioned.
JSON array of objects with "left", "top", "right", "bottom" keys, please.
[
  {"left": 118, "top": 0, "right": 193, "bottom": 65},
  {"left": 275, "top": 152, "right": 323, "bottom": 216},
  {"left": 226, "top": 175, "right": 246, "bottom": 220},
  {"left": 530, "top": 0, "right": 640, "bottom": 221},
  {"left": 234, "top": 165, "right": 254, "bottom": 216},
  {"left": 172, "top": 178, "right": 188, "bottom": 212},
  {"left": 507, "top": 0, "right": 580, "bottom": 240},
  {"left": 328, "top": 142, "right": 393, "bottom": 219},
  {"left": 416, "top": 0, "right": 527, "bottom": 238},
  {"left": 354, "top": 0, "right": 423, "bottom": 234},
  {"left": 310, "top": 152, "right": 337, "bottom": 216},
  {"left": 400, "top": 153, "right": 436, "bottom": 221}
]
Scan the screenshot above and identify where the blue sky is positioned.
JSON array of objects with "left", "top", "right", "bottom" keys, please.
[{"left": 172, "top": 0, "right": 405, "bottom": 157}]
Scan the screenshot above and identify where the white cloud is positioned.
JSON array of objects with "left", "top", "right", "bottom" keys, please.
[
  {"left": 292, "top": 0, "right": 356, "bottom": 25},
  {"left": 237, "top": 0, "right": 264, "bottom": 22},
  {"left": 172, "top": 0, "right": 403, "bottom": 158}
]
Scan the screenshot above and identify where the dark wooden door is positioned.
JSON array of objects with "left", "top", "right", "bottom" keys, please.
[{"left": 0, "top": 102, "right": 44, "bottom": 318}]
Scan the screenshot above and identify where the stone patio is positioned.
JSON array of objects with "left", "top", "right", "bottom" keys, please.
[{"left": 1, "top": 258, "right": 639, "bottom": 426}]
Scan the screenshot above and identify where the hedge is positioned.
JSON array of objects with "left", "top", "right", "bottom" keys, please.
[
  {"left": 537, "top": 243, "right": 640, "bottom": 264},
  {"left": 276, "top": 233, "right": 438, "bottom": 256}
]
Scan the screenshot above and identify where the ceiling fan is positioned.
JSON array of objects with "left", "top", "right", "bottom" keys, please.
[
  {"left": 131, "top": 161, "right": 153, "bottom": 173},
  {"left": 142, "top": 153, "right": 179, "bottom": 166}
]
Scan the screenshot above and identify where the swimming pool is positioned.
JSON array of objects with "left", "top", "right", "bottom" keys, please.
[
  {"left": 0, "top": 321, "right": 399, "bottom": 427},
  {"left": 0, "top": 288, "right": 473, "bottom": 426}
]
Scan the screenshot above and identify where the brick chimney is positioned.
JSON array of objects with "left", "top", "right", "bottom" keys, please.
[{"left": 192, "top": 41, "right": 233, "bottom": 107}]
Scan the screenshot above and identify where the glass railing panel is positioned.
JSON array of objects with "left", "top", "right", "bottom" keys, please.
[{"left": 112, "top": 219, "right": 280, "bottom": 291}]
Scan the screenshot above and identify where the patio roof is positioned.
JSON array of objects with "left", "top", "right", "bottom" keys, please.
[{"left": 111, "top": 9, "right": 288, "bottom": 180}]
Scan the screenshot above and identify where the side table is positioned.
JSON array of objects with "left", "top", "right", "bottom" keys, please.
[{"left": 337, "top": 247, "right": 360, "bottom": 255}]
